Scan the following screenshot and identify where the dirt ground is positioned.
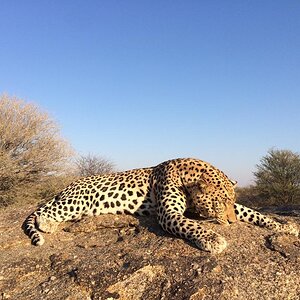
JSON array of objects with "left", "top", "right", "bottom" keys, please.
[{"left": 0, "top": 204, "right": 300, "bottom": 300}]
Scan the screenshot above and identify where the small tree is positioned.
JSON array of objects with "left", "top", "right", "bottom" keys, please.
[
  {"left": 0, "top": 95, "right": 74, "bottom": 205},
  {"left": 75, "top": 154, "right": 114, "bottom": 177},
  {"left": 254, "top": 149, "right": 300, "bottom": 205}
]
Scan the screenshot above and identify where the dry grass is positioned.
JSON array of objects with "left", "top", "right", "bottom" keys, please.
[
  {"left": 236, "top": 186, "right": 300, "bottom": 208},
  {"left": 0, "top": 175, "right": 77, "bottom": 208}
]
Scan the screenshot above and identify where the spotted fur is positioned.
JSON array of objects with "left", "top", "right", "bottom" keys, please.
[{"left": 24, "top": 158, "right": 299, "bottom": 253}]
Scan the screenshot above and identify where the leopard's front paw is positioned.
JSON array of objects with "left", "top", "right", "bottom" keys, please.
[
  {"left": 194, "top": 230, "right": 227, "bottom": 254},
  {"left": 277, "top": 223, "right": 299, "bottom": 237}
]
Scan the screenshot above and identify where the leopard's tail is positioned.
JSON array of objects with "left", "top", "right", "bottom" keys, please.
[{"left": 24, "top": 211, "right": 45, "bottom": 246}]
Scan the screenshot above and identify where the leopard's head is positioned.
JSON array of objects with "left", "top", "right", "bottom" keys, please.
[{"left": 186, "top": 175, "right": 237, "bottom": 224}]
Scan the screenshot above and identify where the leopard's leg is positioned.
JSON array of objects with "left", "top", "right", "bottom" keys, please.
[
  {"left": 155, "top": 183, "right": 227, "bottom": 254},
  {"left": 234, "top": 203, "right": 299, "bottom": 236},
  {"left": 24, "top": 207, "right": 60, "bottom": 246},
  {"left": 36, "top": 214, "right": 60, "bottom": 233},
  {"left": 25, "top": 197, "right": 86, "bottom": 245},
  {"left": 35, "top": 198, "right": 76, "bottom": 233}
]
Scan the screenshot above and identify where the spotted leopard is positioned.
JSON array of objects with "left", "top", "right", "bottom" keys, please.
[{"left": 24, "top": 158, "right": 299, "bottom": 253}]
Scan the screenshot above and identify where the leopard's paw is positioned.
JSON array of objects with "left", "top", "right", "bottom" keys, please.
[
  {"left": 277, "top": 223, "right": 299, "bottom": 237},
  {"left": 194, "top": 230, "right": 227, "bottom": 254}
]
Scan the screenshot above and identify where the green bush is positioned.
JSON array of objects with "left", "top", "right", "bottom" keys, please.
[{"left": 254, "top": 149, "right": 300, "bottom": 205}]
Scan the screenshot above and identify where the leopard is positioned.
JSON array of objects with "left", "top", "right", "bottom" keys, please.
[{"left": 24, "top": 158, "right": 299, "bottom": 254}]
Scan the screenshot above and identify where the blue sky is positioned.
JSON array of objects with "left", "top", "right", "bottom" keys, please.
[{"left": 1, "top": 1, "right": 300, "bottom": 186}]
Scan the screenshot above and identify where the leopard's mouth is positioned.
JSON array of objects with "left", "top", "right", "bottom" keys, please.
[{"left": 225, "top": 199, "right": 237, "bottom": 222}]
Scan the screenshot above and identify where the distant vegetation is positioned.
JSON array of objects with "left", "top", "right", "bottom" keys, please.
[
  {"left": 0, "top": 95, "right": 113, "bottom": 207},
  {"left": 0, "top": 95, "right": 299, "bottom": 208},
  {"left": 75, "top": 154, "right": 115, "bottom": 177},
  {"left": 237, "top": 149, "right": 300, "bottom": 207},
  {"left": 0, "top": 95, "right": 73, "bottom": 206}
]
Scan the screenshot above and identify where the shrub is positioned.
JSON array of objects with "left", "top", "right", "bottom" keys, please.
[
  {"left": 75, "top": 154, "right": 114, "bottom": 177},
  {"left": 0, "top": 94, "right": 74, "bottom": 206},
  {"left": 254, "top": 149, "right": 300, "bottom": 205}
]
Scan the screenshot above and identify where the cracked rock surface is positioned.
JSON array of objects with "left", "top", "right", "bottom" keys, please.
[{"left": 0, "top": 205, "right": 299, "bottom": 300}]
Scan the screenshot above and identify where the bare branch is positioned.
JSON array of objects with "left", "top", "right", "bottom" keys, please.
[{"left": 75, "top": 154, "right": 114, "bottom": 177}]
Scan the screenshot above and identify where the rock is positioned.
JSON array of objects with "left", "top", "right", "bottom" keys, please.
[
  {"left": 0, "top": 204, "right": 300, "bottom": 299},
  {"left": 266, "top": 233, "right": 300, "bottom": 261},
  {"left": 189, "top": 287, "right": 206, "bottom": 300},
  {"left": 64, "top": 214, "right": 139, "bottom": 233},
  {"left": 106, "top": 265, "right": 166, "bottom": 300}
]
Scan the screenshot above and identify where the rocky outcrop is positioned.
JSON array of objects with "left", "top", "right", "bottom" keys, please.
[{"left": 0, "top": 205, "right": 299, "bottom": 300}]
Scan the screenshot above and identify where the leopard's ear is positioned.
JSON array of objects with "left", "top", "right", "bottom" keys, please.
[
  {"left": 230, "top": 180, "right": 237, "bottom": 188},
  {"left": 185, "top": 181, "right": 201, "bottom": 192},
  {"left": 185, "top": 174, "right": 210, "bottom": 193},
  {"left": 185, "top": 179, "right": 207, "bottom": 194},
  {"left": 198, "top": 173, "right": 211, "bottom": 193}
]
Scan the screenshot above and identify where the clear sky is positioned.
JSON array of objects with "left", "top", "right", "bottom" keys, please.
[{"left": 1, "top": 1, "right": 300, "bottom": 186}]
